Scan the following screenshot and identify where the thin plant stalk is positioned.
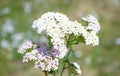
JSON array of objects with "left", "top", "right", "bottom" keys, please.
[
  {"left": 60, "top": 47, "right": 72, "bottom": 76},
  {"left": 44, "top": 71, "right": 48, "bottom": 76}
]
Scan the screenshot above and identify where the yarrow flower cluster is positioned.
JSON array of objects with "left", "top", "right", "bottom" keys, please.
[
  {"left": 18, "top": 41, "right": 59, "bottom": 71},
  {"left": 32, "top": 12, "right": 69, "bottom": 59},
  {"left": 18, "top": 12, "right": 100, "bottom": 75},
  {"left": 32, "top": 12, "right": 100, "bottom": 58},
  {"left": 81, "top": 15, "right": 100, "bottom": 33},
  {"left": 18, "top": 40, "right": 33, "bottom": 54}
]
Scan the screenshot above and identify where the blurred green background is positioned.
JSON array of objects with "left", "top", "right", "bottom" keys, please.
[{"left": 0, "top": 0, "right": 120, "bottom": 76}]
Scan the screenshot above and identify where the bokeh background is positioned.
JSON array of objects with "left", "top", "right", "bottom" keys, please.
[{"left": 0, "top": 0, "right": 120, "bottom": 76}]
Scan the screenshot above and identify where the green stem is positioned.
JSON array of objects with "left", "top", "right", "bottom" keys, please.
[
  {"left": 53, "top": 73, "right": 56, "bottom": 76},
  {"left": 60, "top": 63, "right": 65, "bottom": 76},
  {"left": 44, "top": 71, "right": 48, "bottom": 76},
  {"left": 60, "top": 47, "right": 72, "bottom": 76},
  {"left": 68, "top": 62, "right": 73, "bottom": 76},
  {"left": 68, "top": 65, "right": 70, "bottom": 76},
  {"left": 60, "top": 35, "right": 73, "bottom": 76}
]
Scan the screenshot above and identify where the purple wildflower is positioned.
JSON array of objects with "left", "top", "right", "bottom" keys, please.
[
  {"left": 36, "top": 42, "right": 51, "bottom": 56},
  {"left": 51, "top": 48, "right": 60, "bottom": 57}
]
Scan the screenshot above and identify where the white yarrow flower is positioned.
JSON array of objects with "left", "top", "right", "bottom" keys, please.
[
  {"left": 23, "top": 49, "right": 38, "bottom": 62},
  {"left": 34, "top": 55, "right": 59, "bottom": 71},
  {"left": 81, "top": 15, "right": 100, "bottom": 33},
  {"left": 82, "top": 30, "right": 99, "bottom": 46},
  {"left": 18, "top": 40, "right": 33, "bottom": 54},
  {"left": 18, "top": 12, "right": 100, "bottom": 73}
]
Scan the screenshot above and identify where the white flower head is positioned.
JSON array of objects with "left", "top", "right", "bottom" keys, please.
[
  {"left": 32, "top": 12, "right": 71, "bottom": 59},
  {"left": 32, "top": 12, "right": 69, "bottom": 34},
  {"left": 81, "top": 15, "right": 100, "bottom": 33},
  {"left": 82, "top": 30, "right": 99, "bottom": 46},
  {"left": 18, "top": 40, "right": 33, "bottom": 54},
  {"left": 20, "top": 42, "right": 59, "bottom": 71},
  {"left": 23, "top": 49, "right": 38, "bottom": 62},
  {"left": 34, "top": 54, "right": 59, "bottom": 71}
]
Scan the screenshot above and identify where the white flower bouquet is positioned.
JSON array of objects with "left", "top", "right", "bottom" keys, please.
[{"left": 18, "top": 12, "right": 100, "bottom": 76}]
